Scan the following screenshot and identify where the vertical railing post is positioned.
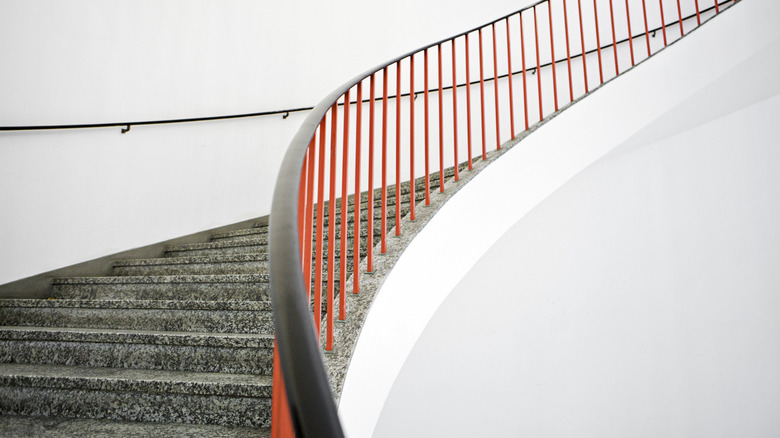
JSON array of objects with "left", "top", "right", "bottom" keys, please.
[
  {"left": 562, "top": 0, "right": 574, "bottom": 103},
  {"left": 353, "top": 82, "right": 362, "bottom": 294},
  {"left": 506, "top": 17, "right": 516, "bottom": 139},
  {"left": 465, "top": 33, "right": 474, "bottom": 170},
  {"left": 326, "top": 102, "right": 338, "bottom": 351},
  {"left": 534, "top": 6, "right": 543, "bottom": 122},
  {"left": 676, "top": 0, "right": 684, "bottom": 36},
  {"left": 314, "top": 118, "right": 327, "bottom": 339},
  {"left": 548, "top": 1, "right": 559, "bottom": 111},
  {"left": 641, "top": 0, "right": 651, "bottom": 57},
  {"left": 492, "top": 23, "right": 501, "bottom": 148},
  {"left": 609, "top": 0, "right": 619, "bottom": 75},
  {"left": 659, "top": 0, "right": 668, "bottom": 46},
  {"left": 271, "top": 341, "right": 294, "bottom": 438},
  {"left": 577, "top": 0, "right": 589, "bottom": 93},
  {"left": 520, "top": 12, "right": 529, "bottom": 131},
  {"left": 451, "top": 39, "right": 460, "bottom": 176},
  {"left": 304, "top": 137, "right": 316, "bottom": 301},
  {"left": 626, "top": 0, "right": 636, "bottom": 66},
  {"left": 437, "top": 43, "right": 445, "bottom": 192},
  {"left": 424, "top": 49, "right": 431, "bottom": 205},
  {"left": 478, "top": 29, "right": 487, "bottom": 159},
  {"left": 409, "top": 54, "right": 416, "bottom": 220},
  {"left": 694, "top": 0, "right": 701, "bottom": 25},
  {"left": 339, "top": 91, "right": 350, "bottom": 320},
  {"left": 593, "top": 0, "right": 604, "bottom": 84},
  {"left": 381, "top": 67, "right": 388, "bottom": 253},
  {"left": 367, "top": 74, "right": 376, "bottom": 272},
  {"left": 395, "top": 61, "right": 402, "bottom": 236}
]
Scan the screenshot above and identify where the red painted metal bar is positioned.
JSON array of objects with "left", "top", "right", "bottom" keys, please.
[
  {"left": 478, "top": 29, "right": 487, "bottom": 159},
  {"left": 609, "top": 0, "right": 619, "bottom": 75},
  {"left": 395, "top": 61, "right": 402, "bottom": 236},
  {"left": 314, "top": 118, "right": 326, "bottom": 340},
  {"left": 437, "top": 43, "right": 445, "bottom": 192},
  {"left": 451, "top": 39, "right": 460, "bottom": 177},
  {"left": 694, "top": 0, "right": 701, "bottom": 25},
  {"left": 367, "top": 74, "right": 376, "bottom": 272},
  {"left": 465, "top": 33, "right": 473, "bottom": 170},
  {"left": 577, "top": 0, "right": 589, "bottom": 93},
  {"left": 642, "top": 0, "right": 651, "bottom": 57},
  {"left": 562, "top": 0, "right": 574, "bottom": 103},
  {"left": 326, "top": 102, "right": 338, "bottom": 351},
  {"left": 304, "top": 137, "right": 316, "bottom": 301},
  {"left": 271, "top": 341, "right": 294, "bottom": 438},
  {"left": 353, "top": 82, "right": 362, "bottom": 294},
  {"left": 593, "top": 0, "right": 604, "bottom": 85},
  {"left": 505, "top": 17, "right": 515, "bottom": 138},
  {"left": 381, "top": 67, "right": 388, "bottom": 253},
  {"left": 714, "top": 0, "right": 719, "bottom": 13},
  {"left": 492, "top": 23, "right": 501, "bottom": 149},
  {"left": 659, "top": 0, "right": 668, "bottom": 46},
  {"left": 409, "top": 54, "right": 416, "bottom": 220},
  {"left": 676, "top": 0, "right": 684, "bottom": 36},
  {"left": 626, "top": 0, "right": 636, "bottom": 66},
  {"left": 520, "top": 12, "right": 529, "bottom": 131},
  {"left": 424, "top": 49, "right": 431, "bottom": 206},
  {"left": 534, "top": 6, "right": 543, "bottom": 122},
  {"left": 339, "top": 90, "right": 350, "bottom": 319},
  {"left": 548, "top": 2, "right": 559, "bottom": 111},
  {"left": 298, "top": 157, "right": 306, "bottom": 264}
]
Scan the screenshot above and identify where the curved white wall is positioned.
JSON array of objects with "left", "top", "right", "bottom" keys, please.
[
  {"left": 0, "top": 0, "right": 536, "bottom": 285},
  {"left": 341, "top": 1, "right": 780, "bottom": 436}
]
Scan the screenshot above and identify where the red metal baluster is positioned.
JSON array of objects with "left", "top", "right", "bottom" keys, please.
[
  {"left": 304, "top": 136, "right": 316, "bottom": 301},
  {"left": 410, "top": 54, "right": 416, "bottom": 220},
  {"left": 714, "top": 0, "right": 719, "bottom": 13},
  {"left": 626, "top": 0, "right": 636, "bottom": 66},
  {"left": 642, "top": 0, "right": 651, "bottom": 57},
  {"left": 505, "top": 17, "right": 515, "bottom": 139},
  {"left": 314, "top": 118, "right": 327, "bottom": 340},
  {"left": 395, "top": 61, "right": 402, "bottom": 236},
  {"left": 593, "top": 0, "right": 604, "bottom": 85},
  {"left": 367, "top": 74, "right": 376, "bottom": 272},
  {"left": 492, "top": 23, "right": 501, "bottom": 148},
  {"left": 609, "top": 0, "right": 619, "bottom": 74},
  {"left": 326, "top": 102, "right": 338, "bottom": 351},
  {"left": 424, "top": 49, "right": 431, "bottom": 205},
  {"left": 339, "top": 91, "right": 350, "bottom": 320},
  {"left": 353, "top": 82, "right": 362, "bottom": 294},
  {"left": 694, "top": 0, "right": 701, "bottom": 25},
  {"left": 465, "top": 33, "right": 473, "bottom": 170},
  {"left": 548, "top": 1, "right": 559, "bottom": 111},
  {"left": 520, "top": 12, "right": 529, "bottom": 130},
  {"left": 438, "top": 43, "right": 445, "bottom": 192},
  {"left": 298, "top": 157, "right": 306, "bottom": 264},
  {"left": 381, "top": 67, "right": 388, "bottom": 253},
  {"left": 451, "top": 39, "right": 460, "bottom": 177},
  {"left": 563, "top": 0, "right": 574, "bottom": 103},
  {"left": 271, "top": 341, "right": 294, "bottom": 438},
  {"left": 534, "top": 6, "right": 543, "bottom": 122},
  {"left": 478, "top": 29, "right": 487, "bottom": 159},
  {"left": 676, "top": 0, "right": 684, "bottom": 36},
  {"left": 577, "top": 0, "right": 589, "bottom": 93},
  {"left": 659, "top": 0, "right": 668, "bottom": 46}
]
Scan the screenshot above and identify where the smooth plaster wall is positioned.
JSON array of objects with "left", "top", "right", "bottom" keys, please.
[
  {"left": 340, "top": 1, "right": 780, "bottom": 436},
  {"left": 0, "top": 0, "right": 539, "bottom": 285}
]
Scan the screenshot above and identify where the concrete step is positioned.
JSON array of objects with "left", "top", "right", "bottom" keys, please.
[
  {"left": 113, "top": 254, "right": 268, "bottom": 276},
  {"left": 0, "top": 326, "right": 274, "bottom": 375},
  {"left": 0, "top": 363, "right": 272, "bottom": 427},
  {"left": 51, "top": 275, "right": 270, "bottom": 301},
  {"left": 164, "top": 239, "right": 266, "bottom": 258},
  {"left": 0, "top": 299, "right": 273, "bottom": 334}
]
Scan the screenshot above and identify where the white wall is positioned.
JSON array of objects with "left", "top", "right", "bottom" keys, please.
[
  {"left": 340, "top": 1, "right": 780, "bottom": 436},
  {"left": 0, "top": 0, "right": 536, "bottom": 285}
]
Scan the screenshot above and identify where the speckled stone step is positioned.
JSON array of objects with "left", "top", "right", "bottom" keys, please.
[
  {"left": 164, "top": 238, "right": 266, "bottom": 258},
  {"left": 51, "top": 275, "right": 269, "bottom": 301},
  {"left": 0, "top": 363, "right": 271, "bottom": 427},
  {"left": 112, "top": 254, "right": 268, "bottom": 276},
  {"left": 0, "top": 300, "right": 273, "bottom": 334},
  {"left": 0, "top": 326, "right": 274, "bottom": 375}
]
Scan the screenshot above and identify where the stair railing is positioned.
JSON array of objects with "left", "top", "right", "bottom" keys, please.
[{"left": 268, "top": 0, "right": 739, "bottom": 436}]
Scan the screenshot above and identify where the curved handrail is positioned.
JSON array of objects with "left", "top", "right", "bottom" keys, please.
[{"left": 269, "top": 0, "right": 737, "bottom": 436}]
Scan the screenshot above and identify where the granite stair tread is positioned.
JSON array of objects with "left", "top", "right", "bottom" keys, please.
[
  {"left": 0, "top": 363, "right": 272, "bottom": 398},
  {"left": 52, "top": 274, "right": 269, "bottom": 285},
  {"left": 113, "top": 254, "right": 267, "bottom": 267},
  {"left": 165, "top": 237, "right": 267, "bottom": 252},
  {"left": 0, "top": 299, "right": 272, "bottom": 311},
  {"left": 0, "top": 326, "right": 275, "bottom": 348}
]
